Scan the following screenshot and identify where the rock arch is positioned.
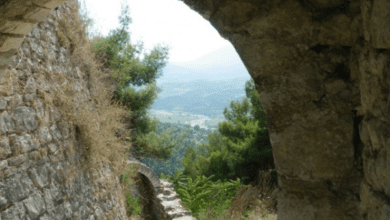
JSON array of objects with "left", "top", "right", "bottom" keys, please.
[
  {"left": 125, "top": 161, "right": 161, "bottom": 220},
  {"left": 126, "top": 161, "right": 160, "bottom": 189},
  {"left": 1, "top": 0, "right": 390, "bottom": 220},
  {"left": 125, "top": 160, "right": 197, "bottom": 220}
]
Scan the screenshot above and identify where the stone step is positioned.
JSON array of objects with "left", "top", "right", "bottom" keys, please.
[
  {"left": 166, "top": 208, "right": 193, "bottom": 219},
  {"left": 157, "top": 179, "right": 198, "bottom": 219},
  {"left": 172, "top": 216, "right": 198, "bottom": 220},
  {"left": 157, "top": 189, "right": 180, "bottom": 201}
]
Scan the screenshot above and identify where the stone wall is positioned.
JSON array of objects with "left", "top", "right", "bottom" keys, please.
[
  {"left": 126, "top": 160, "right": 197, "bottom": 220},
  {"left": 181, "top": 0, "right": 390, "bottom": 219},
  {"left": 0, "top": 2, "right": 129, "bottom": 220},
  {"left": 0, "top": 1, "right": 197, "bottom": 220}
]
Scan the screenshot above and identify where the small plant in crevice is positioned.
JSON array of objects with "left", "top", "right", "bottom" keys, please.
[
  {"left": 118, "top": 160, "right": 145, "bottom": 218},
  {"left": 125, "top": 191, "right": 142, "bottom": 217}
]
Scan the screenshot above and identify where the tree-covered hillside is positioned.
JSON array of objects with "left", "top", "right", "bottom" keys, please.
[
  {"left": 141, "top": 122, "right": 213, "bottom": 177},
  {"left": 144, "top": 78, "right": 276, "bottom": 187},
  {"left": 177, "top": 78, "right": 275, "bottom": 186}
]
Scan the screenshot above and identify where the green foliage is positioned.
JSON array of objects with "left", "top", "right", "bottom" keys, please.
[
  {"left": 180, "top": 78, "right": 275, "bottom": 186},
  {"left": 160, "top": 169, "right": 243, "bottom": 219},
  {"left": 125, "top": 194, "right": 142, "bottom": 216},
  {"left": 194, "top": 125, "right": 200, "bottom": 131},
  {"left": 158, "top": 80, "right": 275, "bottom": 219},
  {"left": 245, "top": 79, "right": 267, "bottom": 129},
  {"left": 86, "top": 1, "right": 186, "bottom": 161},
  {"left": 141, "top": 122, "right": 214, "bottom": 178},
  {"left": 222, "top": 98, "right": 252, "bottom": 125},
  {"left": 119, "top": 163, "right": 143, "bottom": 216},
  {"left": 135, "top": 127, "right": 190, "bottom": 161},
  {"left": 121, "top": 171, "right": 142, "bottom": 216}
]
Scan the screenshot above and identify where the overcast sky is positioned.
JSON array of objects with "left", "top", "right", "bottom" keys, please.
[{"left": 78, "top": 0, "right": 232, "bottom": 63}]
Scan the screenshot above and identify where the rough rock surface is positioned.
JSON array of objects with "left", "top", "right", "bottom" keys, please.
[
  {"left": 181, "top": 0, "right": 390, "bottom": 219},
  {"left": 0, "top": 3, "right": 129, "bottom": 220},
  {"left": 0, "top": 0, "right": 390, "bottom": 219},
  {"left": 0, "top": 1, "right": 197, "bottom": 220}
]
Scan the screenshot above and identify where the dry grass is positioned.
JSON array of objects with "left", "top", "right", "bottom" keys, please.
[
  {"left": 1, "top": 0, "right": 144, "bottom": 219},
  {"left": 45, "top": 2, "right": 146, "bottom": 218}
]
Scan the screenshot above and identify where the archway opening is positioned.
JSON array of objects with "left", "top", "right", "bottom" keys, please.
[
  {"left": 76, "top": 0, "right": 278, "bottom": 219},
  {"left": 2, "top": 0, "right": 278, "bottom": 219}
]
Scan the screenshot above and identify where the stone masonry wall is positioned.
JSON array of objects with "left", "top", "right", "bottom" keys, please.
[
  {"left": 0, "top": 1, "right": 198, "bottom": 220},
  {"left": 0, "top": 3, "right": 129, "bottom": 220},
  {"left": 126, "top": 160, "right": 198, "bottom": 220}
]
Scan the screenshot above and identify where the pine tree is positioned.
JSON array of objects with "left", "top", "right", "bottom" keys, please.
[
  {"left": 86, "top": 1, "right": 187, "bottom": 161},
  {"left": 180, "top": 78, "right": 275, "bottom": 185}
]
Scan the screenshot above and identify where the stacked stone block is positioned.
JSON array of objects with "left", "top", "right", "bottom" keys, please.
[
  {"left": 0, "top": 2, "right": 128, "bottom": 220},
  {"left": 157, "top": 179, "right": 198, "bottom": 220},
  {"left": 126, "top": 160, "right": 198, "bottom": 220},
  {"left": 0, "top": 0, "right": 68, "bottom": 68}
]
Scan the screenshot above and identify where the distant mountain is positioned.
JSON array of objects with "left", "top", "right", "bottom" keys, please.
[
  {"left": 157, "top": 45, "right": 250, "bottom": 83},
  {"left": 173, "top": 45, "right": 244, "bottom": 70},
  {"left": 132, "top": 45, "right": 252, "bottom": 118}
]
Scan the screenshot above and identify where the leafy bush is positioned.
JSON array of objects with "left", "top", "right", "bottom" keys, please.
[
  {"left": 125, "top": 191, "right": 142, "bottom": 216},
  {"left": 160, "top": 170, "right": 242, "bottom": 219}
]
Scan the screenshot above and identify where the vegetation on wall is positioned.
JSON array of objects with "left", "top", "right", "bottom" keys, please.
[
  {"left": 82, "top": 1, "right": 190, "bottom": 161},
  {"left": 2, "top": 0, "right": 149, "bottom": 219}
]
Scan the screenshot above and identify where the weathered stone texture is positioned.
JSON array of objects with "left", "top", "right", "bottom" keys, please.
[
  {"left": 0, "top": 3, "right": 129, "bottom": 220},
  {"left": 181, "top": 0, "right": 390, "bottom": 219},
  {"left": 126, "top": 161, "right": 197, "bottom": 220}
]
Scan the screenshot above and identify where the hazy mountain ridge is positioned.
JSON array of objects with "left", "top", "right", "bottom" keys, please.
[
  {"left": 132, "top": 45, "right": 251, "bottom": 129},
  {"left": 172, "top": 45, "right": 244, "bottom": 70},
  {"left": 157, "top": 45, "right": 249, "bottom": 83}
]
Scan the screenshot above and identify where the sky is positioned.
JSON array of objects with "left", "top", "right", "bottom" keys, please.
[{"left": 78, "top": 0, "right": 232, "bottom": 63}]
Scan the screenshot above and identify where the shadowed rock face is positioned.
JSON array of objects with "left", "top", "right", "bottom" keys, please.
[
  {"left": 181, "top": 0, "right": 390, "bottom": 219},
  {"left": 1, "top": 0, "right": 390, "bottom": 219}
]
